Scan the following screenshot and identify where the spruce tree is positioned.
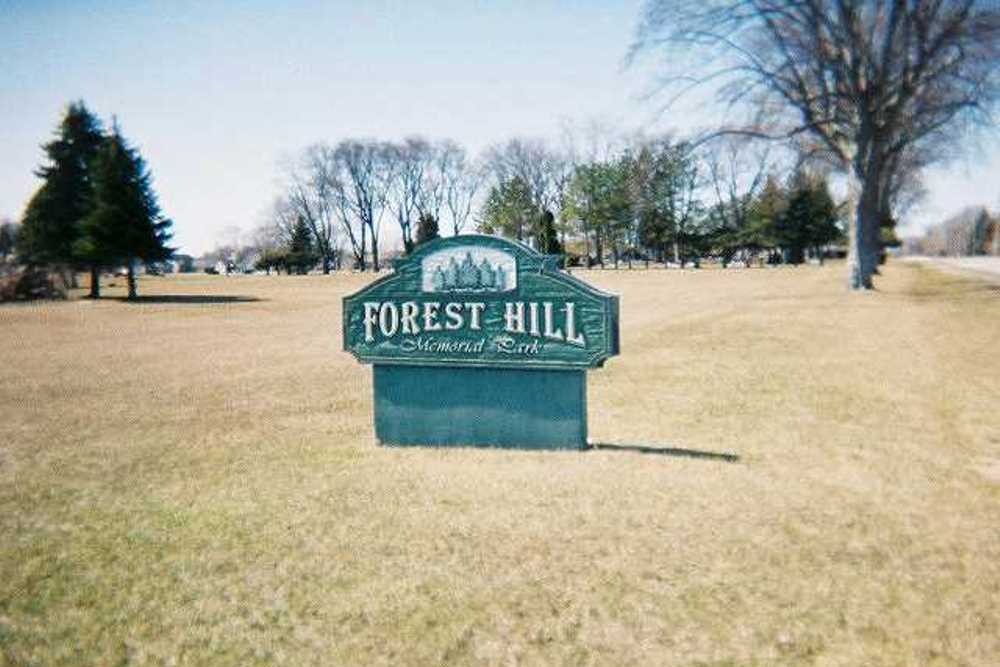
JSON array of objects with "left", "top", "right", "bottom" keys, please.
[
  {"left": 78, "top": 125, "right": 173, "bottom": 299},
  {"left": 286, "top": 216, "right": 317, "bottom": 275},
  {"left": 19, "top": 102, "right": 104, "bottom": 284},
  {"left": 538, "top": 210, "right": 563, "bottom": 255},
  {"left": 777, "top": 187, "right": 811, "bottom": 265},
  {"left": 803, "top": 178, "right": 841, "bottom": 263},
  {"left": 777, "top": 173, "right": 840, "bottom": 265}
]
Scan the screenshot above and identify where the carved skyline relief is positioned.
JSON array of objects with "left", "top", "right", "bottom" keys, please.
[
  {"left": 421, "top": 246, "right": 517, "bottom": 293},
  {"left": 345, "top": 235, "right": 619, "bottom": 370}
]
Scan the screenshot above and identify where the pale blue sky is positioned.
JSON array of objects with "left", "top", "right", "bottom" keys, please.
[{"left": 2, "top": 0, "right": 997, "bottom": 255}]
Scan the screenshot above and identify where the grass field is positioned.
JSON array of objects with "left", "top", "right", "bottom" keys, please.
[{"left": 2, "top": 262, "right": 999, "bottom": 666}]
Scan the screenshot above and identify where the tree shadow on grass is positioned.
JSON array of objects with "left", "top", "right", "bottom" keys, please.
[
  {"left": 589, "top": 442, "right": 740, "bottom": 462},
  {"left": 907, "top": 280, "right": 1000, "bottom": 300},
  {"left": 110, "top": 295, "right": 264, "bottom": 304}
]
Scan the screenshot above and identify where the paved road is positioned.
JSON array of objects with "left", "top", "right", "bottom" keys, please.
[{"left": 903, "top": 256, "right": 1000, "bottom": 284}]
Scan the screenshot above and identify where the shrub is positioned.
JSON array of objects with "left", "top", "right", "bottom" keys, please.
[{"left": 0, "top": 268, "right": 67, "bottom": 302}]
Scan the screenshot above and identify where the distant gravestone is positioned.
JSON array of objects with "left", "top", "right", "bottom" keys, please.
[{"left": 343, "top": 235, "right": 619, "bottom": 449}]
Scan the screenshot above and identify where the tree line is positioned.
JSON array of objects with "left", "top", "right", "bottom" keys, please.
[
  {"left": 483, "top": 136, "right": 842, "bottom": 268},
  {"left": 8, "top": 102, "right": 173, "bottom": 299},
  {"left": 246, "top": 138, "right": 477, "bottom": 274},
  {"left": 241, "top": 132, "right": 844, "bottom": 274},
  {"left": 907, "top": 206, "right": 1000, "bottom": 257},
  {"left": 630, "top": 0, "right": 999, "bottom": 290},
  {"left": 243, "top": 0, "right": 997, "bottom": 287}
]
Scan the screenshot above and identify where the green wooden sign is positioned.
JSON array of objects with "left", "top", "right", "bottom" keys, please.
[
  {"left": 343, "top": 235, "right": 619, "bottom": 370},
  {"left": 343, "top": 235, "right": 619, "bottom": 449}
]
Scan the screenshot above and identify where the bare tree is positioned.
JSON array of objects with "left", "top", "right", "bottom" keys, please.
[
  {"left": 626, "top": 135, "right": 703, "bottom": 266},
  {"left": 484, "top": 138, "right": 559, "bottom": 215},
  {"left": 386, "top": 137, "right": 432, "bottom": 254},
  {"left": 268, "top": 196, "right": 297, "bottom": 246},
  {"left": 385, "top": 138, "right": 481, "bottom": 249},
  {"left": 281, "top": 145, "right": 344, "bottom": 273},
  {"left": 705, "top": 140, "right": 772, "bottom": 266},
  {"left": 418, "top": 140, "right": 452, "bottom": 225},
  {"left": 253, "top": 208, "right": 287, "bottom": 253},
  {"left": 440, "top": 143, "right": 483, "bottom": 236},
  {"left": 633, "top": 0, "right": 1000, "bottom": 289},
  {"left": 557, "top": 118, "right": 627, "bottom": 247},
  {"left": 326, "top": 139, "right": 395, "bottom": 271},
  {"left": 208, "top": 225, "right": 243, "bottom": 274}
]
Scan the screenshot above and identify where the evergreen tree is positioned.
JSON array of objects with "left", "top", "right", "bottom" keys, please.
[
  {"left": 415, "top": 213, "right": 439, "bottom": 246},
  {"left": 19, "top": 102, "right": 104, "bottom": 283},
  {"left": 286, "top": 216, "right": 317, "bottom": 274},
  {"left": 777, "top": 173, "right": 841, "bottom": 265},
  {"left": 0, "top": 221, "right": 19, "bottom": 262},
  {"left": 255, "top": 248, "right": 289, "bottom": 275},
  {"left": 775, "top": 189, "right": 811, "bottom": 265},
  {"left": 626, "top": 140, "right": 702, "bottom": 266},
  {"left": 749, "top": 176, "right": 786, "bottom": 264},
  {"left": 479, "top": 176, "right": 538, "bottom": 243},
  {"left": 564, "top": 163, "right": 631, "bottom": 267},
  {"left": 78, "top": 125, "right": 173, "bottom": 299},
  {"left": 879, "top": 215, "right": 901, "bottom": 263},
  {"left": 538, "top": 210, "right": 563, "bottom": 255},
  {"left": 806, "top": 179, "right": 842, "bottom": 262},
  {"left": 971, "top": 209, "right": 993, "bottom": 256}
]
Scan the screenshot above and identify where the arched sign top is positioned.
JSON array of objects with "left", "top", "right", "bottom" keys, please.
[{"left": 343, "top": 235, "right": 620, "bottom": 370}]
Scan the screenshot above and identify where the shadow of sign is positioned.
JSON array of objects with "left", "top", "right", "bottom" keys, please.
[
  {"left": 113, "top": 295, "right": 264, "bottom": 304},
  {"left": 589, "top": 443, "right": 740, "bottom": 463}
]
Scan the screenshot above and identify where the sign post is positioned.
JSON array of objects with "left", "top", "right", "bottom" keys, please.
[{"left": 343, "top": 235, "right": 619, "bottom": 449}]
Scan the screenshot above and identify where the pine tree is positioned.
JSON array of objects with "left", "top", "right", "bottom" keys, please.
[
  {"left": 804, "top": 179, "right": 841, "bottom": 263},
  {"left": 78, "top": 125, "right": 173, "bottom": 299},
  {"left": 480, "top": 176, "right": 537, "bottom": 243},
  {"left": 777, "top": 187, "right": 811, "bottom": 265},
  {"left": 18, "top": 102, "right": 104, "bottom": 284},
  {"left": 286, "top": 216, "right": 317, "bottom": 275},
  {"left": 416, "top": 213, "right": 439, "bottom": 246},
  {"left": 777, "top": 173, "right": 840, "bottom": 265},
  {"left": 538, "top": 210, "right": 563, "bottom": 255},
  {"left": 750, "top": 176, "right": 787, "bottom": 265}
]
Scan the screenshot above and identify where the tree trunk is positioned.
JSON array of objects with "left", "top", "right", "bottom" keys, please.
[
  {"left": 359, "top": 225, "right": 368, "bottom": 272},
  {"left": 848, "top": 180, "right": 879, "bottom": 290},
  {"left": 126, "top": 261, "right": 137, "bottom": 300},
  {"left": 369, "top": 223, "right": 380, "bottom": 272},
  {"left": 89, "top": 265, "right": 100, "bottom": 299}
]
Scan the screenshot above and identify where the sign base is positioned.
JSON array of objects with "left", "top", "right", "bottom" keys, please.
[{"left": 373, "top": 364, "right": 587, "bottom": 450}]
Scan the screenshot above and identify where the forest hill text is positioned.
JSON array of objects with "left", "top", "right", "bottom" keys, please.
[{"left": 362, "top": 300, "right": 586, "bottom": 347}]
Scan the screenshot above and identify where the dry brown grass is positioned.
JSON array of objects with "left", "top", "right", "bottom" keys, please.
[{"left": 1, "top": 262, "right": 999, "bottom": 666}]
